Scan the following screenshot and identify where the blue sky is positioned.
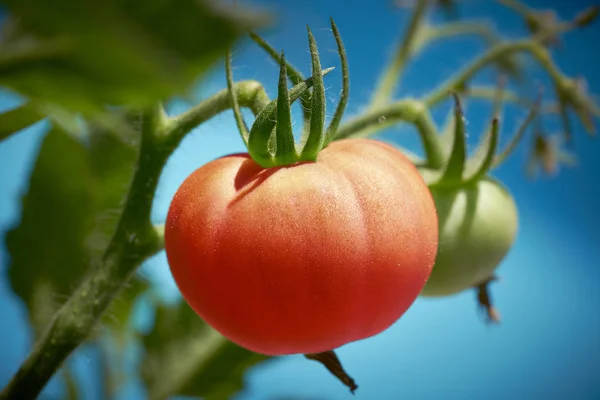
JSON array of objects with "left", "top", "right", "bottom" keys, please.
[{"left": 1, "top": 0, "right": 599, "bottom": 399}]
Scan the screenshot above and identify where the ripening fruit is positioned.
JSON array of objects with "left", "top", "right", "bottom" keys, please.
[
  {"left": 419, "top": 177, "right": 518, "bottom": 297},
  {"left": 165, "top": 138, "right": 438, "bottom": 356}
]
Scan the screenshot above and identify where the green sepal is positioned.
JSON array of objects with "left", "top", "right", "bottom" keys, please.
[
  {"left": 299, "top": 26, "right": 326, "bottom": 162},
  {"left": 323, "top": 17, "right": 350, "bottom": 147},
  {"left": 225, "top": 47, "right": 251, "bottom": 145},
  {"left": 247, "top": 66, "right": 334, "bottom": 168},
  {"left": 249, "top": 32, "right": 312, "bottom": 129},
  {"left": 274, "top": 50, "right": 298, "bottom": 165},
  {"left": 464, "top": 118, "right": 499, "bottom": 184},
  {"left": 437, "top": 92, "right": 467, "bottom": 184}
]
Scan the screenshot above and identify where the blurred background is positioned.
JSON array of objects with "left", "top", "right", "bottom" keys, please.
[{"left": 1, "top": 0, "right": 599, "bottom": 399}]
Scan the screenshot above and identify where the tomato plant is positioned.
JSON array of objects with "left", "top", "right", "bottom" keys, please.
[{"left": 0, "top": 0, "right": 598, "bottom": 399}]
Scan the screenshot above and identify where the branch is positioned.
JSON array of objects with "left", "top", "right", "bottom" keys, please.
[
  {"left": 0, "top": 106, "right": 166, "bottom": 400},
  {"left": 164, "top": 80, "right": 270, "bottom": 151},
  {"left": 0, "top": 80, "right": 270, "bottom": 399},
  {"left": 422, "top": 21, "right": 493, "bottom": 44},
  {"left": 335, "top": 99, "right": 445, "bottom": 168},
  {"left": 368, "top": 0, "right": 430, "bottom": 109},
  {"left": 423, "top": 39, "right": 554, "bottom": 107}
]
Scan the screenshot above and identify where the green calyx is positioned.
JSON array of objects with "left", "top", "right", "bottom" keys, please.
[
  {"left": 227, "top": 18, "right": 350, "bottom": 168},
  {"left": 428, "top": 89, "right": 540, "bottom": 190}
]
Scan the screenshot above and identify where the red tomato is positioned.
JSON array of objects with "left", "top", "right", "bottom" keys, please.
[{"left": 165, "top": 138, "right": 438, "bottom": 356}]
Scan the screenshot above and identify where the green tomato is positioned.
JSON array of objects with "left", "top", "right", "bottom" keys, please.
[{"left": 420, "top": 177, "right": 518, "bottom": 297}]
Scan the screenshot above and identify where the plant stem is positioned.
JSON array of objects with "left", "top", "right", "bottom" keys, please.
[
  {"left": 164, "top": 80, "right": 270, "bottom": 151},
  {"left": 334, "top": 99, "right": 445, "bottom": 168},
  {"left": 0, "top": 81, "right": 271, "bottom": 400},
  {"left": 493, "top": 94, "right": 541, "bottom": 168},
  {"left": 368, "top": 0, "right": 430, "bottom": 109},
  {"left": 421, "top": 21, "right": 492, "bottom": 45},
  {"left": 0, "top": 108, "right": 166, "bottom": 400},
  {"left": 423, "top": 39, "right": 550, "bottom": 107}
]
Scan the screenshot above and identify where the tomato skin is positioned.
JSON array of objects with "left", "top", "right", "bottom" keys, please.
[
  {"left": 165, "top": 138, "right": 438, "bottom": 356},
  {"left": 419, "top": 177, "right": 518, "bottom": 297}
]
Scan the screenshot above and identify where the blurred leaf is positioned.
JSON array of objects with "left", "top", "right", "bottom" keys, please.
[
  {"left": 5, "top": 113, "right": 141, "bottom": 336},
  {"left": 141, "top": 300, "right": 275, "bottom": 400},
  {"left": 0, "top": 0, "right": 268, "bottom": 114},
  {"left": 5, "top": 127, "right": 100, "bottom": 335},
  {"left": 85, "top": 113, "right": 140, "bottom": 260},
  {"left": 0, "top": 102, "right": 44, "bottom": 142},
  {"left": 98, "top": 276, "right": 150, "bottom": 398}
]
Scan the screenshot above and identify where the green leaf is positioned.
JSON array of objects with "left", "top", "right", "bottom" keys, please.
[
  {"left": 5, "top": 127, "right": 100, "bottom": 336},
  {"left": 0, "top": 102, "right": 44, "bottom": 142},
  {"left": 5, "top": 113, "right": 141, "bottom": 337},
  {"left": 0, "top": 0, "right": 268, "bottom": 114},
  {"left": 141, "top": 300, "right": 276, "bottom": 400}
]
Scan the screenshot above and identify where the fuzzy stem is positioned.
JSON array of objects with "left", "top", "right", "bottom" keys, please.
[
  {"left": 421, "top": 21, "right": 492, "bottom": 45},
  {"left": 493, "top": 93, "right": 541, "bottom": 168},
  {"left": 368, "top": 0, "right": 430, "bottom": 109},
  {"left": 164, "top": 80, "right": 270, "bottom": 151},
  {"left": 334, "top": 99, "right": 445, "bottom": 168},
  {"left": 424, "top": 40, "right": 556, "bottom": 108},
  {"left": 0, "top": 108, "right": 167, "bottom": 400},
  {"left": 0, "top": 81, "right": 273, "bottom": 400},
  {"left": 465, "top": 85, "right": 533, "bottom": 109}
]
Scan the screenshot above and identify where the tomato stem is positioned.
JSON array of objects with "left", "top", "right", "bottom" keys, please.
[
  {"left": 334, "top": 100, "right": 445, "bottom": 168},
  {"left": 493, "top": 87, "right": 542, "bottom": 169},
  {"left": 475, "top": 275, "right": 501, "bottom": 324},
  {"left": 423, "top": 39, "right": 564, "bottom": 109},
  {"left": 0, "top": 106, "right": 167, "bottom": 400},
  {"left": 305, "top": 351, "right": 358, "bottom": 394},
  {"left": 165, "top": 80, "right": 270, "bottom": 150}
]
